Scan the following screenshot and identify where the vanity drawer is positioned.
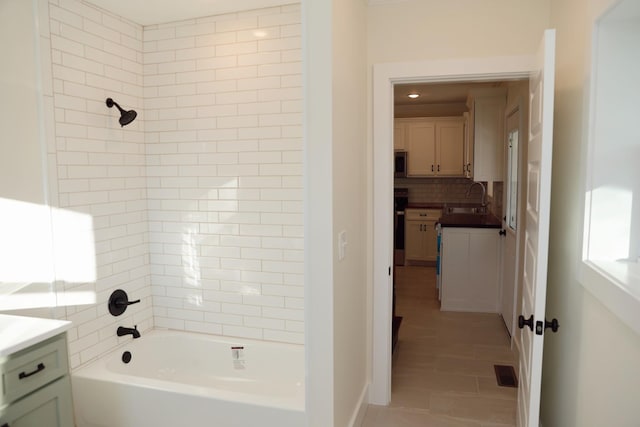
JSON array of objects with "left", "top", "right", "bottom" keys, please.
[{"left": 1, "top": 333, "right": 69, "bottom": 405}]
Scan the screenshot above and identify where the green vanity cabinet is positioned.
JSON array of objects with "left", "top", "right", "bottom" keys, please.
[{"left": 0, "top": 333, "right": 74, "bottom": 427}]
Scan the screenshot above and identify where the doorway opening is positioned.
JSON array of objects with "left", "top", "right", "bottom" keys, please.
[
  {"left": 371, "top": 56, "right": 534, "bottom": 406},
  {"left": 383, "top": 79, "right": 528, "bottom": 424}
]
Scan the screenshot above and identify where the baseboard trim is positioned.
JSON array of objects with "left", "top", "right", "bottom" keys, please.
[{"left": 348, "top": 383, "right": 370, "bottom": 427}]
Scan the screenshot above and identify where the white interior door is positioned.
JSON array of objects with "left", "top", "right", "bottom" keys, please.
[
  {"left": 501, "top": 108, "right": 521, "bottom": 337},
  {"left": 516, "top": 29, "right": 555, "bottom": 427}
]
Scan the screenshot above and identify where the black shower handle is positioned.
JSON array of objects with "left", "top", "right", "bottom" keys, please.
[
  {"left": 108, "top": 289, "right": 141, "bottom": 316},
  {"left": 115, "top": 298, "right": 140, "bottom": 307}
]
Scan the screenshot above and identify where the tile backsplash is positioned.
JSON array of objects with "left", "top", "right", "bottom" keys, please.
[
  {"left": 395, "top": 177, "right": 482, "bottom": 204},
  {"left": 395, "top": 177, "right": 503, "bottom": 218}
]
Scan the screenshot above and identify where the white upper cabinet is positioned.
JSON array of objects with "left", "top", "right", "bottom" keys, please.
[
  {"left": 393, "top": 120, "right": 406, "bottom": 150},
  {"left": 397, "top": 117, "right": 465, "bottom": 177},
  {"left": 466, "top": 88, "right": 507, "bottom": 183}
]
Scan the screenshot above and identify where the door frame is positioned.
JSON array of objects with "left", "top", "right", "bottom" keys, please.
[
  {"left": 371, "top": 55, "right": 536, "bottom": 404},
  {"left": 501, "top": 103, "right": 526, "bottom": 342}
]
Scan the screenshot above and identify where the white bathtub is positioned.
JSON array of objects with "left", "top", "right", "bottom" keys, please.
[{"left": 71, "top": 329, "right": 305, "bottom": 427}]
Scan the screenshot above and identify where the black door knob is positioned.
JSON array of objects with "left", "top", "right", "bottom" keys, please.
[
  {"left": 518, "top": 314, "right": 534, "bottom": 331},
  {"left": 545, "top": 318, "right": 559, "bottom": 333}
]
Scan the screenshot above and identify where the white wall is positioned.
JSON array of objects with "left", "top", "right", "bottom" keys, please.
[
  {"left": 143, "top": 5, "right": 304, "bottom": 343},
  {"left": 541, "top": 0, "right": 640, "bottom": 425},
  {"left": 45, "top": 0, "right": 152, "bottom": 368},
  {"left": 303, "top": 0, "right": 368, "bottom": 425},
  {"left": 303, "top": 0, "right": 334, "bottom": 424},
  {"left": 332, "top": 1, "right": 368, "bottom": 426},
  {"left": 367, "top": 0, "right": 552, "bottom": 64},
  {"left": 0, "top": 0, "right": 55, "bottom": 311},
  {"left": 0, "top": 0, "right": 46, "bottom": 204}
]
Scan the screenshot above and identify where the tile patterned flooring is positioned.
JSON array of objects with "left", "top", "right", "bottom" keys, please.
[{"left": 362, "top": 266, "right": 518, "bottom": 427}]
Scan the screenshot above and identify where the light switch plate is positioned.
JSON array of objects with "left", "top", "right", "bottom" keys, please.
[{"left": 338, "top": 230, "right": 347, "bottom": 261}]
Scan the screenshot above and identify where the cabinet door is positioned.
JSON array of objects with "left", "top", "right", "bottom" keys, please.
[
  {"left": 404, "top": 220, "right": 425, "bottom": 260},
  {"left": 467, "top": 230, "right": 500, "bottom": 312},
  {"left": 472, "top": 96, "right": 505, "bottom": 182},
  {"left": 463, "top": 112, "right": 473, "bottom": 178},
  {"left": 393, "top": 121, "right": 406, "bottom": 150},
  {"left": 406, "top": 120, "right": 436, "bottom": 176},
  {"left": 441, "top": 228, "right": 500, "bottom": 312},
  {"left": 0, "top": 376, "right": 74, "bottom": 427},
  {"left": 424, "top": 220, "right": 438, "bottom": 261},
  {"left": 436, "top": 120, "right": 465, "bottom": 176},
  {"left": 441, "top": 229, "right": 470, "bottom": 309}
]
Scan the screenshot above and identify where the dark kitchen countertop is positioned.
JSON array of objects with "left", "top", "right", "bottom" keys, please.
[
  {"left": 438, "top": 213, "right": 502, "bottom": 228},
  {"left": 406, "top": 203, "right": 445, "bottom": 209}
]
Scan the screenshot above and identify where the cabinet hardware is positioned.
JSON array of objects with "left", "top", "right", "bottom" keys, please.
[
  {"left": 19, "top": 362, "right": 46, "bottom": 380},
  {"left": 431, "top": 165, "right": 434, "bottom": 172},
  {"left": 437, "top": 164, "right": 440, "bottom": 172},
  {"left": 518, "top": 314, "right": 534, "bottom": 331},
  {"left": 499, "top": 229, "right": 506, "bottom": 236}
]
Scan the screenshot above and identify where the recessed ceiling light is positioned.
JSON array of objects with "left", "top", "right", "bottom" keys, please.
[{"left": 407, "top": 93, "right": 420, "bottom": 99}]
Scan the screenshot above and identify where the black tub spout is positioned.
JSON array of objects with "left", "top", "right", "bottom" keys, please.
[{"left": 117, "top": 325, "right": 140, "bottom": 339}]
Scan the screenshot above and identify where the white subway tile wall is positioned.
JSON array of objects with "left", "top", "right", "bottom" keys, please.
[
  {"left": 47, "top": 0, "right": 152, "bottom": 369},
  {"left": 41, "top": 0, "right": 301, "bottom": 369},
  {"left": 144, "top": 5, "right": 303, "bottom": 343}
]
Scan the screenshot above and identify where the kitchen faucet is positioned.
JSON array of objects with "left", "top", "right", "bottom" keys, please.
[
  {"left": 117, "top": 325, "right": 140, "bottom": 339},
  {"left": 466, "top": 181, "right": 489, "bottom": 208}
]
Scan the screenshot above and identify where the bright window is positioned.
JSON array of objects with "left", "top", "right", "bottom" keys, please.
[{"left": 581, "top": 0, "right": 640, "bottom": 334}]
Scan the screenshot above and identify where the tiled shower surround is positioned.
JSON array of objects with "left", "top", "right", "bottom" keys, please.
[
  {"left": 45, "top": 0, "right": 302, "bottom": 368},
  {"left": 143, "top": 6, "right": 303, "bottom": 342}
]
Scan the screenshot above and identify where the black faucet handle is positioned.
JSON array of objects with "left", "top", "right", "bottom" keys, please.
[
  {"left": 116, "top": 298, "right": 141, "bottom": 307},
  {"left": 108, "top": 289, "right": 141, "bottom": 316}
]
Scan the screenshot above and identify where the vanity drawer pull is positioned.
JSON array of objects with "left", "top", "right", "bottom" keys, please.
[{"left": 18, "top": 363, "right": 45, "bottom": 380}]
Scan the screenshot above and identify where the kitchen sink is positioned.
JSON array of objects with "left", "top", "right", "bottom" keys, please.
[{"left": 444, "top": 206, "right": 488, "bottom": 215}]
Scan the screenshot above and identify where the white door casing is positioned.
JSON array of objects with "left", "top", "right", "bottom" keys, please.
[
  {"left": 501, "top": 108, "right": 521, "bottom": 337},
  {"left": 372, "top": 55, "right": 534, "bottom": 404},
  {"left": 517, "top": 29, "right": 556, "bottom": 427}
]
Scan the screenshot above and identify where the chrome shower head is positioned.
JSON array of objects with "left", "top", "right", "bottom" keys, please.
[{"left": 106, "top": 98, "right": 137, "bottom": 127}]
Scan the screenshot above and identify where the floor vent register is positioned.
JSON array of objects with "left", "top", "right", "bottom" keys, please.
[{"left": 494, "top": 365, "right": 518, "bottom": 388}]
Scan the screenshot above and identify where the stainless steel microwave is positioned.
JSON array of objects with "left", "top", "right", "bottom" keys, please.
[{"left": 394, "top": 151, "right": 407, "bottom": 178}]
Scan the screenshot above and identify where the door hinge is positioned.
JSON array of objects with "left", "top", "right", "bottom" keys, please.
[{"left": 388, "top": 266, "right": 391, "bottom": 276}]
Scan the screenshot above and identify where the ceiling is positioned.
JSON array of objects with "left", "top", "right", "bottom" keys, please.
[
  {"left": 394, "top": 81, "right": 509, "bottom": 118},
  {"left": 83, "top": 0, "right": 290, "bottom": 26}
]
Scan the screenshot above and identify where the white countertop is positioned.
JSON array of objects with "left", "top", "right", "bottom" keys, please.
[{"left": 0, "top": 314, "right": 71, "bottom": 357}]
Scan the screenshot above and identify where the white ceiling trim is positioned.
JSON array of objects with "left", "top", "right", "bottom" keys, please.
[
  {"left": 83, "top": 0, "right": 298, "bottom": 26},
  {"left": 368, "top": 0, "right": 411, "bottom": 5}
]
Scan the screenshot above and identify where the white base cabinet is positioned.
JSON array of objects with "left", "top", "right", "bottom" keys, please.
[
  {"left": 441, "top": 227, "right": 501, "bottom": 312},
  {"left": 405, "top": 209, "right": 441, "bottom": 262}
]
